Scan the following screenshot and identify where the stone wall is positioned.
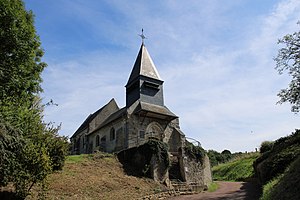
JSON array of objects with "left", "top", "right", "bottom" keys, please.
[
  {"left": 180, "top": 153, "right": 212, "bottom": 188},
  {"left": 71, "top": 128, "right": 88, "bottom": 154},
  {"left": 89, "top": 118, "right": 125, "bottom": 153}
]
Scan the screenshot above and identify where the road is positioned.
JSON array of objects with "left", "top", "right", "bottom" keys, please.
[{"left": 168, "top": 181, "right": 262, "bottom": 200}]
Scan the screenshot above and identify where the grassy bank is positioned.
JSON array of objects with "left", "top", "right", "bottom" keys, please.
[
  {"left": 27, "top": 152, "right": 164, "bottom": 199},
  {"left": 256, "top": 130, "right": 300, "bottom": 200},
  {"left": 212, "top": 153, "right": 259, "bottom": 181}
]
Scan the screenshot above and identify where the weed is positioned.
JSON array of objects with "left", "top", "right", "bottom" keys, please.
[{"left": 207, "top": 182, "right": 218, "bottom": 192}]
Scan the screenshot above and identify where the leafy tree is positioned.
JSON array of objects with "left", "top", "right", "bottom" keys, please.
[
  {"left": 275, "top": 22, "right": 300, "bottom": 112},
  {"left": 0, "top": 0, "right": 69, "bottom": 198},
  {"left": 259, "top": 141, "right": 274, "bottom": 154},
  {"left": 221, "top": 149, "right": 232, "bottom": 162}
]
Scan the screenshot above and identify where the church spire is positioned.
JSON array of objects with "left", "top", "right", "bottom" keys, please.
[
  {"left": 126, "top": 42, "right": 162, "bottom": 86},
  {"left": 125, "top": 35, "right": 164, "bottom": 108}
]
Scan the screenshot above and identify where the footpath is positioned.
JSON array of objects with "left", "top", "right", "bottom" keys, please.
[{"left": 167, "top": 181, "right": 262, "bottom": 200}]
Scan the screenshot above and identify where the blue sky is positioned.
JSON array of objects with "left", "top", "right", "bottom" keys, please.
[{"left": 24, "top": 0, "right": 300, "bottom": 152}]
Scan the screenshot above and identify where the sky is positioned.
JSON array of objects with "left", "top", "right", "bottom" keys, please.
[{"left": 24, "top": 0, "right": 300, "bottom": 152}]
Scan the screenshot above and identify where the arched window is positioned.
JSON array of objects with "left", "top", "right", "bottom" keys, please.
[
  {"left": 110, "top": 128, "right": 115, "bottom": 141},
  {"left": 96, "top": 135, "right": 100, "bottom": 146},
  {"left": 146, "top": 122, "right": 163, "bottom": 140}
]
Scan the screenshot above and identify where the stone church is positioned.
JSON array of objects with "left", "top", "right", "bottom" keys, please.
[{"left": 70, "top": 41, "right": 211, "bottom": 187}]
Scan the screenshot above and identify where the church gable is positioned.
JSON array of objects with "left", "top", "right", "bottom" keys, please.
[{"left": 89, "top": 98, "right": 119, "bottom": 133}]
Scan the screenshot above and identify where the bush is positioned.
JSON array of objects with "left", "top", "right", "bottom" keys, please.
[
  {"left": 254, "top": 130, "right": 300, "bottom": 184},
  {"left": 260, "top": 174, "right": 282, "bottom": 200},
  {"left": 269, "top": 157, "right": 300, "bottom": 200},
  {"left": 259, "top": 141, "right": 274, "bottom": 154}
]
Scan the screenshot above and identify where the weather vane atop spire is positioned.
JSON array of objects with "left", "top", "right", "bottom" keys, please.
[{"left": 139, "top": 28, "right": 147, "bottom": 44}]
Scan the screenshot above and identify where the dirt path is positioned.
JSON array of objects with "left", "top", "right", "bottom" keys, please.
[{"left": 168, "top": 181, "right": 262, "bottom": 200}]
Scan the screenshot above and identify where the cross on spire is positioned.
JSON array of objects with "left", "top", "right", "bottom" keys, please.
[{"left": 139, "top": 28, "right": 147, "bottom": 44}]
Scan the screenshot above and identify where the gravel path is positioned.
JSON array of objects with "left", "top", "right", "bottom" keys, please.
[{"left": 168, "top": 181, "right": 262, "bottom": 200}]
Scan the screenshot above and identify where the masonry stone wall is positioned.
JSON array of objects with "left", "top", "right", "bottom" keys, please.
[
  {"left": 89, "top": 118, "right": 125, "bottom": 153},
  {"left": 180, "top": 153, "right": 212, "bottom": 188},
  {"left": 71, "top": 128, "right": 88, "bottom": 154}
]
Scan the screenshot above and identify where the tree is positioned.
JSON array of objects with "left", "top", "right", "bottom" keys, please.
[
  {"left": 259, "top": 141, "right": 274, "bottom": 154},
  {"left": 0, "top": 0, "right": 69, "bottom": 198},
  {"left": 275, "top": 22, "right": 300, "bottom": 113}
]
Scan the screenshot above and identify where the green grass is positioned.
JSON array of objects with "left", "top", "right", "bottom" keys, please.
[
  {"left": 212, "top": 153, "right": 259, "bottom": 181},
  {"left": 207, "top": 182, "right": 218, "bottom": 192},
  {"left": 260, "top": 175, "right": 282, "bottom": 200},
  {"left": 65, "top": 154, "right": 88, "bottom": 163},
  {"left": 65, "top": 152, "right": 115, "bottom": 164}
]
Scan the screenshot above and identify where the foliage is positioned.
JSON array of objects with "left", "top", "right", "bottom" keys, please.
[
  {"left": 117, "top": 139, "right": 170, "bottom": 178},
  {"left": 0, "top": 0, "right": 46, "bottom": 102},
  {"left": 254, "top": 130, "right": 300, "bottom": 184},
  {"left": 275, "top": 22, "right": 300, "bottom": 112},
  {"left": 212, "top": 153, "right": 259, "bottom": 181},
  {"left": 41, "top": 125, "right": 69, "bottom": 171},
  {"left": 207, "top": 149, "right": 233, "bottom": 167},
  {"left": 184, "top": 141, "right": 206, "bottom": 164},
  {"left": 259, "top": 141, "right": 274, "bottom": 154},
  {"left": 0, "top": 0, "right": 69, "bottom": 198},
  {"left": 267, "top": 156, "right": 300, "bottom": 200},
  {"left": 260, "top": 174, "right": 282, "bottom": 200},
  {"left": 207, "top": 182, "right": 219, "bottom": 192},
  {"left": 139, "top": 139, "right": 170, "bottom": 172},
  {"left": 0, "top": 120, "right": 25, "bottom": 187}
]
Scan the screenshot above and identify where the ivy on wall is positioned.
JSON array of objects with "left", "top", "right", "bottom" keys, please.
[
  {"left": 183, "top": 141, "right": 205, "bottom": 164},
  {"left": 139, "top": 139, "right": 170, "bottom": 175}
]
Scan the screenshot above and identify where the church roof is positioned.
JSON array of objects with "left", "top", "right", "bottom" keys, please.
[
  {"left": 126, "top": 44, "right": 162, "bottom": 86},
  {"left": 89, "top": 107, "right": 127, "bottom": 135},
  {"left": 70, "top": 98, "right": 119, "bottom": 139},
  {"left": 134, "top": 101, "right": 178, "bottom": 121}
]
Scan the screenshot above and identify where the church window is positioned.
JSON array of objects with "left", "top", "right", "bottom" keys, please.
[
  {"left": 139, "top": 130, "right": 145, "bottom": 138},
  {"left": 110, "top": 128, "right": 115, "bottom": 141},
  {"left": 96, "top": 135, "right": 100, "bottom": 146}
]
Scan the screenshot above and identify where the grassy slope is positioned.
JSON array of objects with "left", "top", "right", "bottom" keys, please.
[
  {"left": 28, "top": 153, "right": 164, "bottom": 200},
  {"left": 260, "top": 155, "right": 300, "bottom": 200},
  {"left": 256, "top": 131, "right": 300, "bottom": 200},
  {"left": 212, "top": 153, "right": 259, "bottom": 181}
]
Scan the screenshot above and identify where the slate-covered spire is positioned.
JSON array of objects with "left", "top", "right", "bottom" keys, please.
[
  {"left": 126, "top": 43, "right": 164, "bottom": 108},
  {"left": 126, "top": 43, "right": 162, "bottom": 86}
]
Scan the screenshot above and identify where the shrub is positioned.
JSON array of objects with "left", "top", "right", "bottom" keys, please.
[
  {"left": 260, "top": 174, "right": 282, "bottom": 200},
  {"left": 269, "top": 157, "right": 300, "bottom": 200},
  {"left": 259, "top": 141, "right": 274, "bottom": 154},
  {"left": 254, "top": 130, "right": 300, "bottom": 184}
]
